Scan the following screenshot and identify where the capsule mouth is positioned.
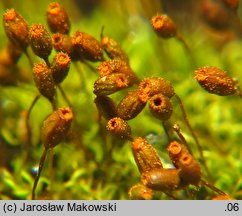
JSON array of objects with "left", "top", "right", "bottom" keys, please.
[
  {"left": 153, "top": 97, "right": 162, "bottom": 106},
  {"left": 168, "top": 141, "right": 182, "bottom": 156},
  {"left": 132, "top": 137, "right": 145, "bottom": 151},
  {"left": 30, "top": 24, "right": 45, "bottom": 38},
  {"left": 56, "top": 53, "right": 70, "bottom": 65},
  {"left": 4, "top": 9, "right": 17, "bottom": 21},
  {"left": 48, "top": 3, "right": 61, "bottom": 15},
  {"left": 180, "top": 154, "right": 192, "bottom": 165},
  {"left": 108, "top": 118, "right": 119, "bottom": 130},
  {"left": 52, "top": 34, "right": 63, "bottom": 46},
  {"left": 139, "top": 80, "right": 152, "bottom": 94},
  {"left": 33, "top": 63, "right": 48, "bottom": 74},
  {"left": 115, "top": 75, "right": 128, "bottom": 88},
  {"left": 98, "top": 61, "right": 111, "bottom": 76},
  {"left": 151, "top": 15, "right": 165, "bottom": 29},
  {"left": 72, "top": 32, "right": 83, "bottom": 45},
  {"left": 60, "top": 108, "right": 73, "bottom": 121}
]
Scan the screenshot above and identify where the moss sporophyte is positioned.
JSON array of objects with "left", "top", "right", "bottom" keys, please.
[{"left": 0, "top": 1, "right": 241, "bottom": 200}]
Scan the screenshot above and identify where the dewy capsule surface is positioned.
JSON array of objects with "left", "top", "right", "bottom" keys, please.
[
  {"left": 33, "top": 62, "right": 56, "bottom": 100},
  {"left": 195, "top": 66, "right": 237, "bottom": 96},
  {"left": 151, "top": 14, "right": 177, "bottom": 39},
  {"left": 3, "top": 9, "right": 29, "bottom": 51},
  {"left": 132, "top": 137, "right": 163, "bottom": 174},
  {"left": 29, "top": 24, "right": 52, "bottom": 60},
  {"left": 47, "top": 2, "right": 70, "bottom": 34},
  {"left": 41, "top": 107, "right": 73, "bottom": 149}
]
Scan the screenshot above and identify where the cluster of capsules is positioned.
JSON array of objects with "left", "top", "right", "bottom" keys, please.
[
  {"left": 2, "top": 1, "right": 239, "bottom": 200},
  {"left": 129, "top": 138, "right": 201, "bottom": 200}
]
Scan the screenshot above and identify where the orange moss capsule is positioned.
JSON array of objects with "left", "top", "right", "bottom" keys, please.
[
  {"left": 151, "top": 14, "right": 177, "bottom": 39},
  {"left": 101, "top": 35, "right": 129, "bottom": 63},
  {"left": 33, "top": 62, "right": 56, "bottom": 100},
  {"left": 52, "top": 33, "right": 75, "bottom": 57},
  {"left": 41, "top": 107, "right": 73, "bottom": 149},
  {"left": 132, "top": 137, "right": 163, "bottom": 174},
  {"left": 201, "top": 1, "right": 230, "bottom": 30},
  {"left": 3, "top": 9, "right": 29, "bottom": 51},
  {"left": 141, "top": 168, "right": 181, "bottom": 191},
  {"left": 178, "top": 153, "right": 202, "bottom": 186},
  {"left": 97, "top": 59, "right": 137, "bottom": 80},
  {"left": 47, "top": 2, "right": 70, "bottom": 34},
  {"left": 167, "top": 141, "right": 189, "bottom": 168},
  {"left": 117, "top": 90, "right": 147, "bottom": 120},
  {"left": 195, "top": 66, "right": 237, "bottom": 96},
  {"left": 107, "top": 117, "right": 132, "bottom": 139},
  {"left": 93, "top": 73, "right": 132, "bottom": 96},
  {"left": 128, "top": 183, "right": 153, "bottom": 200},
  {"left": 149, "top": 94, "right": 173, "bottom": 121},
  {"left": 29, "top": 24, "right": 52, "bottom": 60},
  {"left": 51, "top": 52, "right": 70, "bottom": 84},
  {"left": 94, "top": 95, "right": 117, "bottom": 120},
  {"left": 168, "top": 141, "right": 201, "bottom": 186},
  {"left": 139, "top": 77, "right": 175, "bottom": 98},
  {"left": 72, "top": 31, "right": 103, "bottom": 62}
]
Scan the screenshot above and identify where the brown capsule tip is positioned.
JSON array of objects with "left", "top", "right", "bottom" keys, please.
[
  {"left": 29, "top": 24, "right": 45, "bottom": 38},
  {"left": 72, "top": 34, "right": 81, "bottom": 45},
  {"left": 151, "top": 14, "right": 177, "bottom": 39},
  {"left": 52, "top": 33, "right": 62, "bottom": 45},
  {"left": 51, "top": 52, "right": 70, "bottom": 84},
  {"left": 48, "top": 2, "right": 61, "bottom": 15},
  {"left": 107, "top": 117, "right": 131, "bottom": 139},
  {"left": 138, "top": 90, "right": 149, "bottom": 103},
  {"left": 180, "top": 154, "right": 192, "bottom": 166},
  {"left": 149, "top": 94, "right": 173, "bottom": 121},
  {"left": 55, "top": 52, "right": 70, "bottom": 67},
  {"left": 60, "top": 107, "right": 73, "bottom": 122},
  {"left": 33, "top": 62, "right": 48, "bottom": 74},
  {"left": 4, "top": 9, "right": 17, "bottom": 21},
  {"left": 116, "top": 75, "right": 128, "bottom": 88},
  {"left": 132, "top": 137, "right": 145, "bottom": 152},
  {"left": 168, "top": 141, "right": 182, "bottom": 156},
  {"left": 195, "top": 66, "right": 237, "bottom": 96},
  {"left": 97, "top": 62, "right": 110, "bottom": 77}
]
